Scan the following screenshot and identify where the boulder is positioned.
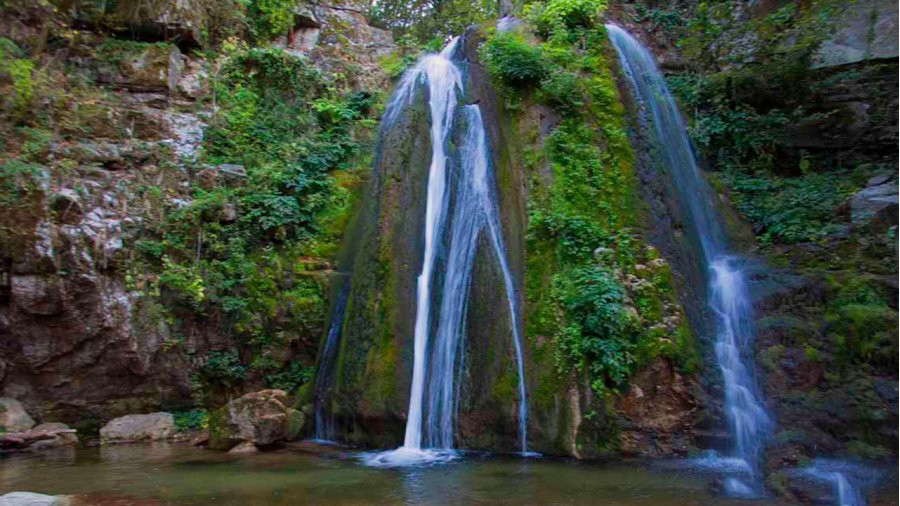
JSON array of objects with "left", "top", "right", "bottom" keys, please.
[
  {"left": 227, "top": 441, "right": 259, "bottom": 455},
  {"left": 30, "top": 423, "right": 79, "bottom": 449},
  {"left": 851, "top": 182, "right": 899, "bottom": 230},
  {"left": 0, "top": 493, "right": 61, "bottom": 506},
  {"left": 0, "top": 398, "right": 36, "bottom": 433},
  {"left": 208, "top": 389, "right": 293, "bottom": 451},
  {"left": 99, "top": 413, "right": 175, "bottom": 443},
  {"left": 286, "top": 408, "right": 305, "bottom": 441},
  {"left": 813, "top": 0, "right": 899, "bottom": 68}
]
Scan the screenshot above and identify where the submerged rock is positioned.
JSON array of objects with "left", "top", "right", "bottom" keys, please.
[
  {"left": 0, "top": 398, "right": 36, "bottom": 433},
  {"left": 99, "top": 413, "right": 175, "bottom": 443}
]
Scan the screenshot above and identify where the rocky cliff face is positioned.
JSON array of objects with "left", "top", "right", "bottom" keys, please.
[{"left": 0, "top": 0, "right": 394, "bottom": 430}]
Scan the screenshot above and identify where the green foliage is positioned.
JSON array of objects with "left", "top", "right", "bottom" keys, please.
[
  {"left": 199, "top": 351, "right": 247, "bottom": 387},
  {"left": 552, "top": 265, "right": 639, "bottom": 393},
  {"left": 266, "top": 362, "right": 314, "bottom": 392},
  {"left": 129, "top": 48, "right": 373, "bottom": 395},
  {"left": 369, "top": 0, "right": 496, "bottom": 44},
  {"left": 514, "top": 23, "right": 697, "bottom": 404},
  {"left": 825, "top": 277, "right": 898, "bottom": 369},
  {"left": 668, "top": 1, "right": 860, "bottom": 247},
  {"left": 524, "top": 0, "right": 607, "bottom": 37},
  {"left": 719, "top": 169, "right": 859, "bottom": 244},
  {"left": 632, "top": 5, "right": 685, "bottom": 33},
  {"left": 173, "top": 409, "right": 209, "bottom": 431},
  {"left": 0, "top": 37, "right": 36, "bottom": 112},
  {"left": 246, "top": 0, "right": 295, "bottom": 40},
  {"left": 479, "top": 33, "right": 548, "bottom": 88},
  {"left": 0, "top": 158, "right": 42, "bottom": 208},
  {"left": 537, "top": 67, "right": 583, "bottom": 111}
]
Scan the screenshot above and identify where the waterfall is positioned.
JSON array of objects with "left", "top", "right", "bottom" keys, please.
[
  {"left": 312, "top": 281, "right": 350, "bottom": 441},
  {"left": 606, "top": 24, "right": 772, "bottom": 493},
  {"left": 364, "top": 38, "right": 529, "bottom": 466},
  {"left": 800, "top": 459, "right": 877, "bottom": 506}
]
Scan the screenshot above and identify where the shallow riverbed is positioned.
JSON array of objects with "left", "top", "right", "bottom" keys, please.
[{"left": 0, "top": 442, "right": 894, "bottom": 505}]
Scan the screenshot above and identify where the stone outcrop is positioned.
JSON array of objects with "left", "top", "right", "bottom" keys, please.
[
  {"left": 0, "top": 423, "right": 78, "bottom": 451},
  {"left": 99, "top": 413, "right": 175, "bottom": 443},
  {"left": 616, "top": 358, "right": 702, "bottom": 457},
  {"left": 0, "top": 398, "right": 35, "bottom": 432},
  {"left": 812, "top": 0, "right": 899, "bottom": 68},
  {"left": 852, "top": 181, "right": 899, "bottom": 230},
  {"left": 208, "top": 389, "right": 303, "bottom": 451}
]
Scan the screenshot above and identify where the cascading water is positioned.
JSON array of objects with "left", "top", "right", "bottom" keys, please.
[
  {"left": 606, "top": 24, "right": 772, "bottom": 494},
  {"left": 364, "top": 38, "right": 529, "bottom": 466},
  {"left": 312, "top": 281, "right": 350, "bottom": 442},
  {"left": 798, "top": 459, "right": 880, "bottom": 506}
]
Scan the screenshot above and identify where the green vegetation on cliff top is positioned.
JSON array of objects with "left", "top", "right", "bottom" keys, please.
[{"left": 479, "top": 1, "right": 697, "bottom": 411}]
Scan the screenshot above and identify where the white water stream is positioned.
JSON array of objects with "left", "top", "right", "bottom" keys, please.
[{"left": 365, "top": 38, "right": 529, "bottom": 466}]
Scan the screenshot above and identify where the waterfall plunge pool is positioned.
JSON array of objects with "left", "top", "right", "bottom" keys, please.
[{"left": 6, "top": 442, "right": 894, "bottom": 505}]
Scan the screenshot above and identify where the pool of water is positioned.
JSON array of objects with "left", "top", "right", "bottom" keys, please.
[{"left": 0, "top": 442, "right": 889, "bottom": 505}]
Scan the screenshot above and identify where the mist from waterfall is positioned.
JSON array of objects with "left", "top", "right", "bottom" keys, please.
[
  {"left": 606, "top": 24, "right": 772, "bottom": 494},
  {"left": 364, "top": 37, "right": 529, "bottom": 466}
]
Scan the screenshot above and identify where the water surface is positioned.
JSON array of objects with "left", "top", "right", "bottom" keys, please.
[{"left": 0, "top": 442, "right": 809, "bottom": 505}]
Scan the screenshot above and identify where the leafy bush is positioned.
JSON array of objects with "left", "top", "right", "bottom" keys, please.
[
  {"left": 173, "top": 409, "right": 209, "bottom": 431},
  {"left": 0, "top": 37, "right": 37, "bottom": 112},
  {"left": 538, "top": 67, "right": 583, "bottom": 111},
  {"left": 479, "top": 33, "right": 547, "bottom": 88},
  {"left": 719, "top": 169, "right": 859, "bottom": 244},
  {"left": 524, "top": 0, "right": 607, "bottom": 37},
  {"left": 199, "top": 351, "right": 247, "bottom": 387},
  {"left": 266, "top": 362, "right": 314, "bottom": 392},
  {"left": 552, "top": 266, "right": 639, "bottom": 394}
]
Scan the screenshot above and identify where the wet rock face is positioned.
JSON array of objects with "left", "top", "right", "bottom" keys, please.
[{"left": 99, "top": 412, "right": 175, "bottom": 443}]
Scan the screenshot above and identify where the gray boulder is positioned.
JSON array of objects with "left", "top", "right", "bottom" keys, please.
[
  {"left": 813, "top": 0, "right": 898, "bottom": 68},
  {"left": 0, "top": 398, "right": 36, "bottom": 433},
  {"left": 99, "top": 412, "right": 175, "bottom": 443},
  {"left": 851, "top": 182, "right": 899, "bottom": 230},
  {"left": 0, "top": 492, "right": 61, "bottom": 506}
]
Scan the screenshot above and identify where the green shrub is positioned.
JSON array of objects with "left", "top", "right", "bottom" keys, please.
[
  {"left": 173, "top": 409, "right": 209, "bottom": 431},
  {"left": 199, "top": 351, "right": 247, "bottom": 387},
  {"left": 479, "top": 33, "right": 547, "bottom": 88},
  {"left": 538, "top": 67, "right": 583, "bottom": 111},
  {"left": 524, "top": 0, "right": 607, "bottom": 37},
  {"left": 719, "top": 169, "right": 859, "bottom": 244},
  {"left": 552, "top": 265, "right": 640, "bottom": 395},
  {"left": 266, "top": 362, "right": 314, "bottom": 392}
]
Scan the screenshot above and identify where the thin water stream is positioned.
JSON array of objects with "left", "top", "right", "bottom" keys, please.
[{"left": 606, "top": 24, "right": 772, "bottom": 495}]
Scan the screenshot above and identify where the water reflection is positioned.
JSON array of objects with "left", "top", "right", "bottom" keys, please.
[{"left": 0, "top": 443, "right": 888, "bottom": 505}]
